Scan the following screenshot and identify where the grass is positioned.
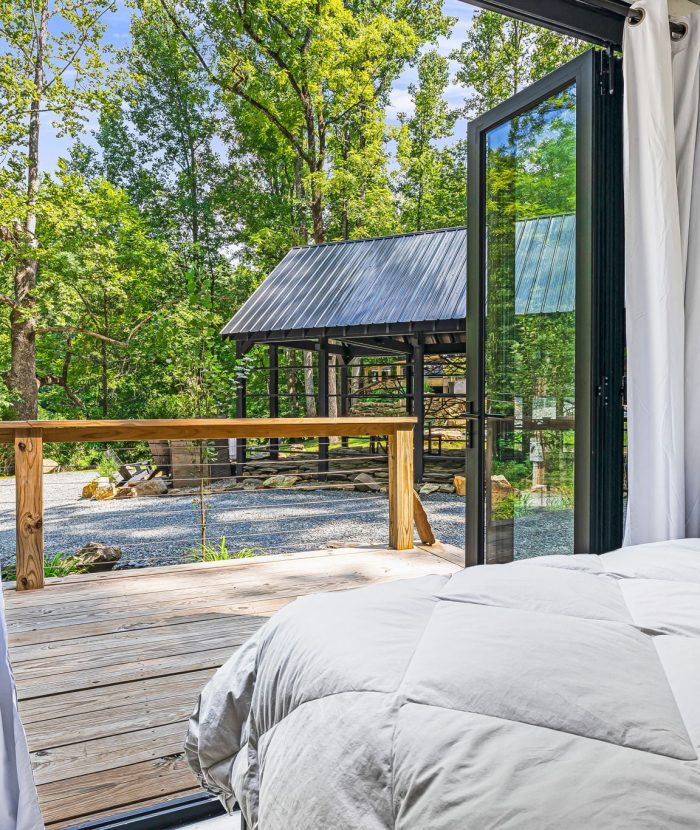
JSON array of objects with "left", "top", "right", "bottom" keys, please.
[
  {"left": 182, "top": 535, "right": 264, "bottom": 563},
  {"left": 1, "top": 552, "right": 86, "bottom": 582}
]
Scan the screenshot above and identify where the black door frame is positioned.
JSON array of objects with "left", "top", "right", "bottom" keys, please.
[{"left": 466, "top": 49, "right": 624, "bottom": 566}]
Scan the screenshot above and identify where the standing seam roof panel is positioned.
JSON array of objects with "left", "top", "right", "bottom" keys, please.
[{"left": 221, "top": 219, "right": 575, "bottom": 338}]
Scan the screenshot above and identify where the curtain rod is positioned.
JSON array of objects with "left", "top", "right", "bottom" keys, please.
[{"left": 588, "top": 0, "right": 689, "bottom": 38}]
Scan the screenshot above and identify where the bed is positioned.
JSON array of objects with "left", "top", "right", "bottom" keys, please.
[{"left": 185, "top": 539, "right": 700, "bottom": 829}]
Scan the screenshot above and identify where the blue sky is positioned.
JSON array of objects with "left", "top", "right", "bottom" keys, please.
[{"left": 41, "top": 0, "right": 476, "bottom": 172}]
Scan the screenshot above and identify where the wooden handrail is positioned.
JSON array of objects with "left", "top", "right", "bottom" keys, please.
[
  {"left": 0, "top": 417, "right": 416, "bottom": 443},
  {"left": 2, "top": 418, "right": 416, "bottom": 591}
]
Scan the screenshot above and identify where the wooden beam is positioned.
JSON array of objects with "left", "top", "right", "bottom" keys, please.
[
  {"left": 0, "top": 417, "right": 416, "bottom": 444},
  {"left": 341, "top": 337, "right": 412, "bottom": 355},
  {"left": 412, "top": 491, "right": 436, "bottom": 546},
  {"left": 15, "top": 429, "right": 44, "bottom": 591},
  {"left": 388, "top": 429, "right": 414, "bottom": 550}
]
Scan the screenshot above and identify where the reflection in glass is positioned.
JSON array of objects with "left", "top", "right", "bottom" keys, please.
[{"left": 484, "top": 85, "right": 576, "bottom": 562}]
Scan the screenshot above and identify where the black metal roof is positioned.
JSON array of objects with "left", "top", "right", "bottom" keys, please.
[
  {"left": 222, "top": 227, "right": 467, "bottom": 341},
  {"left": 221, "top": 216, "right": 574, "bottom": 342}
]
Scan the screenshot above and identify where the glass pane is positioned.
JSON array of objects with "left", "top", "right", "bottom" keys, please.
[{"left": 483, "top": 85, "right": 576, "bottom": 563}]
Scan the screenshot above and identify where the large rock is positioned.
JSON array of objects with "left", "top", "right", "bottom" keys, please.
[
  {"left": 263, "top": 475, "right": 300, "bottom": 489},
  {"left": 114, "top": 486, "right": 137, "bottom": 499},
  {"left": 354, "top": 473, "right": 381, "bottom": 492},
  {"left": 131, "top": 478, "right": 168, "bottom": 497},
  {"left": 453, "top": 475, "right": 466, "bottom": 497},
  {"left": 43, "top": 458, "right": 60, "bottom": 474},
  {"left": 73, "top": 542, "right": 122, "bottom": 572},
  {"left": 82, "top": 479, "right": 100, "bottom": 499},
  {"left": 491, "top": 474, "right": 514, "bottom": 504},
  {"left": 420, "top": 483, "right": 441, "bottom": 496},
  {"left": 94, "top": 481, "right": 117, "bottom": 500},
  {"left": 242, "top": 477, "right": 264, "bottom": 490}
]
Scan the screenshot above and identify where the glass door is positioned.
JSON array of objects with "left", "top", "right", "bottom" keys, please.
[{"left": 466, "top": 50, "right": 625, "bottom": 566}]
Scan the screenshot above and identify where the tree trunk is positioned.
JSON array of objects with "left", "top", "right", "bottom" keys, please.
[
  {"left": 310, "top": 184, "right": 325, "bottom": 244},
  {"left": 303, "top": 351, "right": 316, "bottom": 416},
  {"left": 328, "top": 353, "right": 339, "bottom": 443},
  {"left": 7, "top": 0, "right": 48, "bottom": 419},
  {"left": 294, "top": 157, "right": 309, "bottom": 245}
]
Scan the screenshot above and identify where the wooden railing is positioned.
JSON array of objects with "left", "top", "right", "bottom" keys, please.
[{"left": 0, "top": 417, "right": 416, "bottom": 591}]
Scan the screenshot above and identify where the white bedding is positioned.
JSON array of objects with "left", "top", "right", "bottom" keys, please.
[{"left": 186, "top": 540, "right": 700, "bottom": 829}]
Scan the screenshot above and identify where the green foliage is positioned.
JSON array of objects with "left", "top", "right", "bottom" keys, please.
[
  {"left": 0, "top": 0, "right": 115, "bottom": 174},
  {"left": 1, "top": 552, "right": 86, "bottom": 582},
  {"left": 182, "top": 535, "right": 263, "bottom": 562},
  {"left": 451, "top": 11, "right": 585, "bottom": 119},
  {"left": 395, "top": 50, "right": 465, "bottom": 231},
  {"left": 0, "top": 1, "right": 587, "bottom": 427}
]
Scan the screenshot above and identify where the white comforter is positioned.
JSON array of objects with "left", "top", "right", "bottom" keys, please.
[{"left": 185, "top": 540, "right": 700, "bottom": 829}]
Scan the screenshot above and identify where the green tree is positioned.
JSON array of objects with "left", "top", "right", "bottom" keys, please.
[
  {"left": 395, "top": 50, "right": 464, "bottom": 231},
  {"left": 148, "top": 0, "right": 450, "bottom": 243},
  {"left": 0, "top": 168, "right": 172, "bottom": 418},
  {"left": 451, "top": 11, "right": 584, "bottom": 119},
  {"left": 0, "top": 0, "right": 116, "bottom": 417}
]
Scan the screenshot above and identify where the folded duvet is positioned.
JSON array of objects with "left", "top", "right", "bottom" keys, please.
[{"left": 185, "top": 540, "right": 700, "bottom": 828}]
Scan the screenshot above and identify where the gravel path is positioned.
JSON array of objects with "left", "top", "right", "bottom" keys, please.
[{"left": 0, "top": 471, "right": 573, "bottom": 571}]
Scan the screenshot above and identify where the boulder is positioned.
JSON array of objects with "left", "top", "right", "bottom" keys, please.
[
  {"left": 73, "top": 542, "right": 122, "bottom": 572},
  {"left": 114, "top": 486, "right": 137, "bottom": 499},
  {"left": 131, "top": 478, "right": 168, "bottom": 497},
  {"left": 491, "top": 474, "right": 514, "bottom": 503},
  {"left": 81, "top": 479, "right": 100, "bottom": 499},
  {"left": 242, "top": 477, "right": 264, "bottom": 490},
  {"left": 453, "top": 475, "right": 466, "bottom": 497},
  {"left": 438, "top": 484, "right": 455, "bottom": 494},
  {"left": 354, "top": 473, "right": 381, "bottom": 492},
  {"left": 43, "top": 458, "right": 60, "bottom": 474},
  {"left": 263, "top": 475, "right": 300, "bottom": 489},
  {"left": 420, "top": 483, "right": 441, "bottom": 496},
  {"left": 94, "top": 481, "right": 117, "bottom": 500}
]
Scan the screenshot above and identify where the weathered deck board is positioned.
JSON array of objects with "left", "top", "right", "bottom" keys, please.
[{"left": 5, "top": 544, "right": 460, "bottom": 828}]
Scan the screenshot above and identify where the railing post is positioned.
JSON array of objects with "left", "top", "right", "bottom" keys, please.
[
  {"left": 388, "top": 427, "right": 414, "bottom": 550},
  {"left": 15, "top": 428, "right": 44, "bottom": 590}
]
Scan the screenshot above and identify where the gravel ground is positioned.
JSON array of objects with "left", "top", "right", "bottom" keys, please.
[{"left": 0, "top": 471, "right": 573, "bottom": 571}]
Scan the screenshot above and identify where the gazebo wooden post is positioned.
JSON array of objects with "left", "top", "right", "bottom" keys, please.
[
  {"left": 317, "top": 339, "right": 329, "bottom": 479},
  {"left": 235, "top": 340, "right": 247, "bottom": 478},
  {"left": 268, "top": 344, "right": 280, "bottom": 460},
  {"left": 339, "top": 353, "right": 350, "bottom": 449},
  {"left": 412, "top": 336, "right": 425, "bottom": 483}
]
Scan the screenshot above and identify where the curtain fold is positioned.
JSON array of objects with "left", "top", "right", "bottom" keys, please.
[
  {"left": 623, "top": 0, "right": 700, "bottom": 544},
  {"left": 0, "top": 584, "right": 43, "bottom": 829}
]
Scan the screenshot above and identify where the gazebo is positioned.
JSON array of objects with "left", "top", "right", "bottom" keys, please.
[{"left": 221, "top": 217, "right": 574, "bottom": 481}]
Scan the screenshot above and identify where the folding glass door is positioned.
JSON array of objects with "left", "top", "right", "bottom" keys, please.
[{"left": 466, "top": 50, "right": 625, "bottom": 566}]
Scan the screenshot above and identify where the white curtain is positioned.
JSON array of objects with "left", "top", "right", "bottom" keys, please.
[
  {"left": 623, "top": 0, "right": 700, "bottom": 544},
  {"left": 0, "top": 586, "right": 43, "bottom": 829}
]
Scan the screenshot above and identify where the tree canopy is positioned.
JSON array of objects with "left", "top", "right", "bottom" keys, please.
[{"left": 0, "top": 2, "right": 584, "bottom": 422}]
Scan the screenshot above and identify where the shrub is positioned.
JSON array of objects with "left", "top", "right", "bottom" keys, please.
[
  {"left": 182, "top": 535, "right": 264, "bottom": 563},
  {"left": 1, "top": 553, "right": 86, "bottom": 582}
]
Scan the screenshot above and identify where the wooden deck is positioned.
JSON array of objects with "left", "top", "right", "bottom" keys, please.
[{"left": 4, "top": 544, "right": 461, "bottom": 828}]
